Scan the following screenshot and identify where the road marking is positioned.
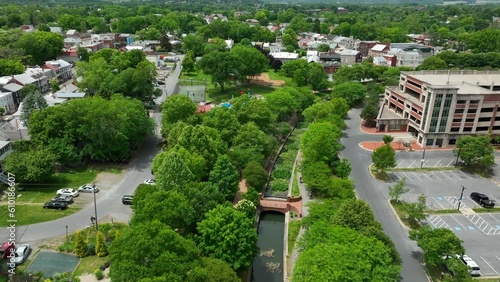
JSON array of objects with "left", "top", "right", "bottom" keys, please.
[
  {"left": 432, "top": 198, "right": 446, "bottom": 209},
  {"left": 450, "top": 171, "right": 465, "bottom": 180},
  {"left": 431, "top": 171, "right": 442, "bottom": 181},
  {"left": 451, "top": 215, "right": 468, "bottom": 230},
  {"left": 454, "top": 226, "right": 462, "bottom": 231},
  {"left": 467, "top": 226, "right": 476, "bottom": 231},
  {"left": 395, "top": 161, "right": 404, "bottom": 168},
  {"left": 495, "top": 255, "right": 500, "bottom": 261},
  {"left": 421, "top": 172, "right": 433, "bottom": 181},
  {"left": 440, "top": 171, "right": 454, "bottom": 180},
  {"left": 411, "top": 172, "right": 423, "bottom": 182},
  {"left": 480, "top": 257, "right": 499, "bottom": 275},
  {"left": 447, "top": 159, "right": 454, "bottom": 167},
  {"left": 434, "top": 159, "right": 442, "bottom": 167},
  {"left": 488, "top": 214, "right": 500, "bottom": 224},
  {"left": 458, "top": 171, "right": 473, "bottom": 179},
  {"left": 391, "top": 172, "right": 402, "bottom": 181},
  {"left": 408, "top": 160, "right": 416, "bottom": 168},
  {"left": 402, "top": 172, "right": 412, "bottom": 182}
]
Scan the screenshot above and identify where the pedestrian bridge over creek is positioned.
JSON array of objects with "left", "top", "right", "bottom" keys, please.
[{"left": 258, "top": 195, "right": 302, "bottom": 217}]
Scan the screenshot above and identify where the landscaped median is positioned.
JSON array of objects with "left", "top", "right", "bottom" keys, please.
[{"left": 0, "top": 167, "right": 121, "bottom": 227}]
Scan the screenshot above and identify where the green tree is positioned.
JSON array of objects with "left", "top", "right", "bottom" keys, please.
[
  {"left": 3, "top": 146, "right": 56, "bottom": 182},
  {"left": 154, "top": 151, "right": 195, "bottom": 190},
  {"left": 209, "top": 154, "right": 240, "bottom": 201},
  {"left": 416, "top": 56, "right": 448, "bottom": 70},
  {"left": 182, "top": 34, "right": 206, "bottom": 57},
  {"left": 242, "top": 161, "right": 268, "bottom": 190},
  {"left": 409, "top": 226, "right": 465, "bottom": 267},
  {"left": 302, "top": 99, "right": 349, "bottom": 124},
  {"left": 109, "top": 221, "right": 200, "bottom": 281},
  {"left": 95, "top": 231, "right": 108, "bottom": 257},
  {"left": 182, "top": 50, "right": 196, "bottom": 74},
  {"left": 161, "top": 94, "right": 197, "bottom": 125},
  {"left": 301, "top": 122, "right": 342, "bottom": 165},
  {"left": 202, "top": 107, "right": 241, "bottom": 146},
  {"left": 197, "top": 205, "right": 257, "bottom": 270},
  {"left": 232, "top": 122, "right": 275, "bottom": 160},
  {"left": 20, "top": 90, "right": 48, "bottom": 127},
  {"left": 16, "top": 31, "right": 64, "bottom": 65},
  {"left": 20, "top": 84, "right": 37, "bottom": 100},
  {"left": 50, "top": 78, "right": 60, "bottom": 93},
  {"left": 360, "top": 101, "right": 379, "bottom": 127},
  {"left": 77, "top": 47, "right": 90, "bottom": 62},
  {"left": 198, "top": 51, "right": 238, "bottom": 93},
  {"left": 317, "top": 43, "right": 331, "bottom": 52},
  {"left": 231, "top": 95, "right": 276, "bottom": 133},
  {"left": 74, "top": 231, "right": 88, "bottom": 258},
  {"left": 265, "top": 88, "right": 300, "bottom": 121},
  {"left": 196, "top": 257, "right": 240, "bottom": 282},
  {"left": 454, "top": 135, "right": 495, "bottom": 170},
  {"left": 383, "top": 135, "right": 394, "bottom": 144},
  {"left": 404, "top": 194, "right": 427, "bottom": 223},
  {"left": 235, "top": 199, "right": 257, "bottom": 218},
  {"left": 332, "top": 82, "right": 367, "bottom": 107},
  {"left": 0, "top": 59, "right": 25, "bottom": 76},
  {"left": 388, "top": 178, "right": 409, "bottom": 202},
  {"left": 230, "top": 45, "right": 268, "bottom": 85},
  {"left": 333, "top": 158, "right": 351, "bottom": 179},
  {"left": 371, "top": 144, "right": 396, "bottom": 172}
]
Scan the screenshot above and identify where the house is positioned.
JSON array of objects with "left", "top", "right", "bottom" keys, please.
[
  {"left": 0, "top": 92, "right": 15, "bottom": 114},
  {"left": 12, "top": 74, "right": 37, "bottom": 89},
  {"left": 25, "top": 67, "right": 56, "bottom": 93},
  {"left": 331, "top": 36, "right": 359, "bottom": 50},
  {"left": 377, "top": 70, "right": 500, "bottom": 147},
  {"left": 319, "top": 52, "right": 341, "bottom": 74},
  {"left": 225, "top": 39, "right": 234, "bottom": 49},
  {"left": 64, "top": 30, "right": 82, "bottom": 47},
  {"left": 246, "top": 19, "right": 260, "bottom": 27},
  {"left": 368, "top": 44, "right": 390, "bottom": 57},
  {"left": 205, "top": 14, "right": 228, "bottom": 24},
  {"left": 336, "top": 49, "right": 363, "bottom": 65},
  {"left": 49, "top": 27, "right": 63, "bottom": 34},
  {"left": 268, "top": 43, "right": 284, "bottom": 53},
  {"left": 0, "top": 82, "right": 22, "bottom": 110},
  {"left": 0, "top": 141, "right": 12, "bottom": 164},
  {"left": 234, "top": 11, "right": 250, "bottom": 18},
  {"left": 387, "top": 48, "right": 424, "bottom": 68},
  {"left": 358, "top": 41, "right": 379, "bottom": 57},
  {"left": 390, "top": 43, "right": 434, "bottom": 58},
  {"left": 42, "top": 59, "right": 72, "bottom": 83},
  {"left": 91, "top": 33, "right": 119, "bottom": 48},
  {"left": 269, "top": 52, "right": 299, "bottom": 63},
  {"left": 337, "top": 7, "right": 350, "bottom": 14},
  {"left": 20, "top": 25, "right": 35, "bottom": 32},
  {"left": 306, "top": 50, "right": 319, "bottom": 62},
  {"left": 53, "top": 92, "right": 86, "bottom": 100}
]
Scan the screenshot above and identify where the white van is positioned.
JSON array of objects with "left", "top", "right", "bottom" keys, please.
[{"left": 460, "top": 255, "right": 481, "bottom": 277}]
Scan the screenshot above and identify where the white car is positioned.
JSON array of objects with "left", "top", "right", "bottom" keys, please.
[
  {"left": 56, "top": 188, "right": 79, "bottom": 197},
  {"left": 144, "top": 179, "right": 156, "bottom": 185},
  {"left": 13, "top": 244, "right": 31, "bottom": 264},
  {"left": 78, "top": 184, "right": 99, "bottom": 193}
]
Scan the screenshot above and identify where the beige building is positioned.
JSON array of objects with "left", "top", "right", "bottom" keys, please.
[{"left": 376, "top": 70, "right": 500, "bottom": 147}]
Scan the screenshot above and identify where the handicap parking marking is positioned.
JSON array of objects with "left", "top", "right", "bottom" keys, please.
[
  {"left": 467, "top": 226, "right": 476, "bottom": 231},
  {"left": 450, "top": 215, "right": 468, "bottom": 230},
  {"left": 431, "top": 197, "right": 447, "bottom": 209},
  {"left": 454, "top": 226, "right": 462, "bottom": 231}
]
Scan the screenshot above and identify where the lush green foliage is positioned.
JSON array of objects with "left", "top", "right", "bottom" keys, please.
[
  {"left": 371, "top": 144, "right": 397, "bottom": 172},
  {"left": 409, "top": 227, "right": 465, "bottom": 267},
  {"left": 454, "top": 135, "right": 495, "bottom": 170}
]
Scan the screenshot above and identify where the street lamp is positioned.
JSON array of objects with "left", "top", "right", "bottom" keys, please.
[
  {"left": 92, "top": 182, "right": 98, "bottom": 231},
  {"left": 457, "top": 185, "right": 466, "bottom": 211}
]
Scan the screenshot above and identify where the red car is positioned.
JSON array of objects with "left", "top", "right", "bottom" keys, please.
[{"left": 0, "top": 242, "right": 14, "bottom": 260}]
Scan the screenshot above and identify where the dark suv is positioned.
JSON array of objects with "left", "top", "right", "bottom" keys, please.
[
  {"left": 470, "top": 192, "right": 495, "bottom": 208},
  {"left": 122, "top": 195, "right": 133, "bottom": 205}
]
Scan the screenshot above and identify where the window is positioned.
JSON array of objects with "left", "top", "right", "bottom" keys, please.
[
  {"left": 426, "top": 139, "right": 434, "bottom": 146},
  {"left": 455, "top": 109, "right": 464, "bottom": 113},
  {"left": 478, "top": 117, "right": 491, "bottom": 122},
  {"left": 457, "top": 100, "right": 466, "bottom": 104},
  {"left": 481, "top": 108, "right": 494, "bottom": 113},
  {"left": 470, "top": 100, "right": 479, "bottom": 104},
  {"left": 476, "top": 127, "right": 489, "bottom": 132},
  {"left": 493, "top": 126, "right": 500, "bottom": 130},
  {"left": 465, "top": 118, "right": 474, "bottom": 122},
  {"left": 496, "top": 116, "right": 500, "bottom": 121},
  {"left": 453, "top": 119, "right": 462, "bottom": 122},
  {"left": 467, "top": 109, "right": 477, "bottom": 113},
  {"left": 463, "top": 127, "right": 472, "bottom": 132}
]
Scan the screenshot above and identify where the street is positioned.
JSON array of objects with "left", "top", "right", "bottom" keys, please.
[
  {"left": 341, "top": 105, "right": 429, "bottom": 281},
  {"left": 0, "top": 57, "right": 183, "bottom": 244}
]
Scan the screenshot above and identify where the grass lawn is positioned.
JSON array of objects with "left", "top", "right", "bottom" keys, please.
[
  {"left": 0, "top": 205, "right": 82, "bottom": 227},
  {"left": 292, "top": 170, "right": 300, "bottom": 197},
  {"left": 287, "top": 220, "right": 302, "bottom": 256},
  {"left": 207, "top": 84, "right": 277, "bottom": 103},
  {"left": 390, "top": 199, "right": 421, "bottom": 230},
  {"left": 265, "top": 70, "right": 294, "bottom": 86},
  {"left": 73, "top": 256, "right": 109, "bottom": 276},
  {"left": 426, "top": 209, "right": 460, "bottom": 215},
  {"left": 370, "top": 165, "right": 391, "bottom": 182},
  {"left": 473, "top": 207, "right": 500, "bottom": 213}
]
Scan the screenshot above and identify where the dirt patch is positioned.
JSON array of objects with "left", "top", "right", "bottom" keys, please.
[
  {"left": 94, "top": 172, "right": 124, "bottom": 189},
  {"left": 248, "top": 73, "right": 285, "bottom": 87}
]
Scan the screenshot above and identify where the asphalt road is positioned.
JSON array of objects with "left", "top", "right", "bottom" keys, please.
[
  {"left": 0, "top": 57, "right": 183, "bottom": 244},
  {"left": 341, "top": 105, "right": 429, "bottom": 282}
]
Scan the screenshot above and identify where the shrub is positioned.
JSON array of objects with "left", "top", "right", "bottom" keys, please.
[
  {"left": 94, "top": 269, "right": 104, "bottom": 280},
  {"left": 272, "top": 167, "right": 292, "bottom": 180},
  {"left": 96, "top": 231, "right": 108, "bottom": 257},
  {"left": 57, "top": 241, "right": 74, "bottom": 253},
  {"left": 87, "top": 243, "right": 96, "bottom": 256},
  {"left": 270, "top": 178, "right": 288, "bottom": 192},
  {"left": 74, "top": 231, "right": 88, "bottom": 258}
]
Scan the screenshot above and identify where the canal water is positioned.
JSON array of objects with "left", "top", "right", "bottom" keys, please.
[{"left": 252, "top": 212, "right": 285, "bottom": 282}]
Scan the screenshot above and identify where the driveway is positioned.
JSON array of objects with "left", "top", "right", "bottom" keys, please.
[
  {"left": 0, "top": 59, "right": 183, "bottom": 245},
  {"left": 341, "top": 105, "right": 429, "bottom": 281}
]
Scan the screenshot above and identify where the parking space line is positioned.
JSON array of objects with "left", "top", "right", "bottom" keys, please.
[
  {"left": 489, "top": 195, "right": 500, "bottom": 203},
  {"left": 408, "top": 160, "right": 416, "bottom": 168},
  {"left": 432, "top": 197, "right": 447, "bottom": 209},
  {"left": 488, "top": 214, "right": 500, "bottom": 224},
  {"left": 450, "top": 215, "right": 467, "bottom": 230},
  {"left": 411, "top": 172, "right": 423, "bottom": 182},
  {"left": 395, "top": 161, "right": 404, "bottom": 168},
  {"left": 434, "top": 159, "right": 441, "bottom": 167},
  {"left": 495, "top": 255, "right": 500, "bottom": 261},
  {"left": 458, "top": 170, "right": 473, "bottom": 179},
  {"left": 440, "top": 171, "right": 454, "bottom": 180},
  {"left": 480, "top": 257, "right": 499, "bottom": 275},
  {"left": 446, "top": 159, "right": 454, "bottom": 167},
  {"left": 450, "top": 171, "right": 466, "bottom": 180},
  {"left": 420, "top": 172, "right": 433, "bottom": 181},
  {"left": 402, "top": 172, "right": 413, "bottom": 182},
  {"left": 430, "top": 172, "right": 442, "bottom": 181}
]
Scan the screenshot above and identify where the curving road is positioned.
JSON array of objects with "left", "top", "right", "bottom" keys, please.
[
  {"left": 340, "top": 105, "right": 429, "bottom": 282},
  {"left": 0, "top": 56, "right": 183, "bottom": 244}
]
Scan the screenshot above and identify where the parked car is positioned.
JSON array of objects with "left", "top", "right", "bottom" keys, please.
[
  {"left": 122, "top": 195, "right": 133, "bottom": 205},
  {"left": 43, "top": 201, "right": 68, "bottom": 210},
  {"left": 470, "top": 192, "right": 495, "bottom": 208},
  {"left": 12, "top": 244, "right": 31, "bottom": 265},
  {"left": 144, "top": 179, "right": 155, "bottom": 185},
  {"left": 56, "top": 188, "right": 79, "bottom": 197},
  {"left": 51, "top": 195, "right": 74, "bottom": 204},
  {"left": 78, "top": 184, "right": 99, "bottom": 193},
  {"left": 460, "top": 255, "right": 481, "bottom": 277}
]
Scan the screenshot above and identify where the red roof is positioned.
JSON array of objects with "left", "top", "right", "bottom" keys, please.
[{"left": 196, "top": 104, "right": 213, "bottom": 113}]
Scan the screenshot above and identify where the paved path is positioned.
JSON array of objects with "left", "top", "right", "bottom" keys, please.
[
  {"left": 341, "top": 105, "right": 429, "bottom": 282},
  {"left": 0, "top": 57, "right": 183, "bottom": 245}
]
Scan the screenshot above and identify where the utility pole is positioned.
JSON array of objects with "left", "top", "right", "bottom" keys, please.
[
  {"left": 457, "top": 185, "right": 466, "bottom": 211},
  {"left": 93, "top": 182, "right": 98, "bottom": 231}
]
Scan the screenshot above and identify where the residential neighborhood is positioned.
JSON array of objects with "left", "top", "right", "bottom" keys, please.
[{"left": 0, "top": 1, "right": 500, "bottom": 282}]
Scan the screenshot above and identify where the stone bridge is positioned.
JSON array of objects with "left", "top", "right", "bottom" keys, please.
[{"left": 258, "top": 194, "right": 302, "bottom": 217}]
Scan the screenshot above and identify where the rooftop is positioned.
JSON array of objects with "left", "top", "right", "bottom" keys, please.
[
  {"left": 269, "top": 52, "right": 299, "bottom": 59},
  {"left": 405, "top": 70, "right": 500, "bottom": 91}
]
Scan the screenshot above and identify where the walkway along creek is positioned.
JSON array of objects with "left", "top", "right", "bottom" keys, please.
[{"left": 252, "top": 122, "right": 303, "bottom": 282}]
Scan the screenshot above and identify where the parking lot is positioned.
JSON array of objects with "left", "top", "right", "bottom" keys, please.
[
  {"left": 395, "top": 158, "right": 460, "bottom": 169},
  {"left": 387, "top": 170, "right": 476, "bottom": 183},
  {"left": 392, "top": 174, "right": 500, "bottom": 277}
]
